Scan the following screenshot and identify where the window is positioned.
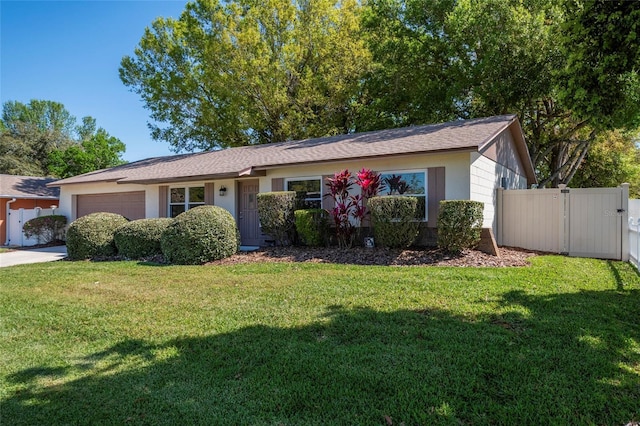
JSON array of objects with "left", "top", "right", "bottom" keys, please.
[
  {"left": 286, "top": 178, "right": 322, "bottom": 209},
  {"left": 379, "top": 171, "right": 427, "bottom": 220},
  {"left": 169, "top": 186, "right": 205, "bottom": 218}
]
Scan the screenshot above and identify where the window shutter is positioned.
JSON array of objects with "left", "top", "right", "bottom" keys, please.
[
  {"left": 271, "top": 178, "right": 284, "bottom": 191},
  {"left": 427, "top": 167, "right": 445, "bottom": 227},
  {"left": 204, "top": 182, "right": 215, "bottom": 205},
  {"left": 322, "top": 175, "right": 334, "bottom": 212},
  {"left": 159, "top": 186, "right": 168, "bottom": 217}
]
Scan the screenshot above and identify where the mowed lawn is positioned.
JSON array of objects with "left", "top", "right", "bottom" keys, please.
[{"left": 1, "top": 256, "right": 639, "bottom": 425}]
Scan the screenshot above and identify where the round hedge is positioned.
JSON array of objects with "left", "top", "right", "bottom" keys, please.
[
  {"left": 66, "top": 212, "right": 129, "bottom": 260},
  {"left": 114, "top": 218, "right": 174, "bottom": 259},
  {"left": 160, "top": 206, "right": 239, "bottom": 265}
]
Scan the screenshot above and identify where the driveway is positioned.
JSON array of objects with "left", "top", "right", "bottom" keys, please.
[{"left": 0, "top": 246, "right": 67, "bottom": 268}]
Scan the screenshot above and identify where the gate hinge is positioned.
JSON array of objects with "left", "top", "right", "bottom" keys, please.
[
  {"left": 561, "top": 189, "right": 570, "bottom": 193},
  {"left": 617, "top": 209, "right": 625, "bottom": 213}
]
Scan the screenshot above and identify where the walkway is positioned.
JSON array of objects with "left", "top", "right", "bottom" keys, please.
[{"left": 0, "top": 246, "right": 67, "bottom": 268}]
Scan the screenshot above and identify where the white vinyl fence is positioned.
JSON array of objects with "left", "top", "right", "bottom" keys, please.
[
  {"left": 497, "top": 184, "right": 630, "bottom": 261},
  {"left": 629, "top": 199, "right": 640, "bottom": 270},
  {"left": 7, "top": 207, "right": 59, "bottom": 247}
]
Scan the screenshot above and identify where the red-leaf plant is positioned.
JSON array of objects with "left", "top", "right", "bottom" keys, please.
[{"left": 325, "top": 168, "right": 381, "bottom": 248}]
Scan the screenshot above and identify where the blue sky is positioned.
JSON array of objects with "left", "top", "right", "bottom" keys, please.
[{"left": 1, "top": 0, "right": 190, "bottom": 162}]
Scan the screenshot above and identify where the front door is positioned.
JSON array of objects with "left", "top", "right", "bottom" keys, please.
[{"left": 238, "top": 180, "right": 261, "bottom": 246}]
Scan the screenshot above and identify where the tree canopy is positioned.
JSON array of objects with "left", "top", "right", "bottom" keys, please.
[
  {"left": 361, "top": 0, "right": 640, "bottom": 188},
  {"left": 120, "top": 0, "right": 371, "bottom": 152},
  {"left": 0, "top": 100, "right": 126, "bottom": 178},
  {"left": 121, "top": 0, "right": 640, "bottom": 189}
]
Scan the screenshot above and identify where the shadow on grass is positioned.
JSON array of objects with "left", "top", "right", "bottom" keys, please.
[{"left": 3, "top": 289, "right": 640, "bottom": 425}]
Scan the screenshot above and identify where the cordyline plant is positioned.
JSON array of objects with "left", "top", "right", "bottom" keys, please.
[{"left": 325, "top": 168, "right": 382, "bottom": 248}]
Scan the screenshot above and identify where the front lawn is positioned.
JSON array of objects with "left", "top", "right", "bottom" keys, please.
[{"left": 1, "top": 257, "right": 638, "bottom": 425}]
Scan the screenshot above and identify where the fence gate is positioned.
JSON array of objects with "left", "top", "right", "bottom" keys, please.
[
  {"left": 567, "top": 188, "right": 622, "bottom": 259},
  {"left": 498, "top": 186, "right": 628, "bottom": 260}
]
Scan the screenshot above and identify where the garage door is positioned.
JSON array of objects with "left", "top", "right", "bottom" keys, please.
[{"left": 77, "top": 191, "right": 145, "bottom": 220}]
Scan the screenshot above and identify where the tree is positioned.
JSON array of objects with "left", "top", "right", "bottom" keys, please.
[
  {"left": 120, "top": 0, "right": 371, "bottom": 152},
  {"left": 360, "top": 0, "right": 640, "bottom": 187},
  {"left": 558, "top": 0, "right": 640, "bottom": 130},
  {"left": 1, "top": 100, "right": 76, "bottom": 175},
  {"left": 570, "top": 130, "right": 640, "bottom": 197},
  {"left": 0, "top": 99, "right": 127, "bottom": 177},
  {"left": 47, "top": 129, "right": 126, "bottom": 178}
]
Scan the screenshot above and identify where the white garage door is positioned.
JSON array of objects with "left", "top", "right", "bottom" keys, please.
[{"left": 77, "top": 191, "right": 145, "bottom": 220}]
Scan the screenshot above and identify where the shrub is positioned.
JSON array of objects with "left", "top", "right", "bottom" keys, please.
[
  {"left": 160, "top": 206, "right": 239, "bottom": 265},
  {"left": 437, "top": 200, "right": 484, "bottom": 254},
  {"left": 368, "top": 196, "right": 419, "bottom": 248},
  {"left": 294, "top": 209, "right": 329, "bottom": 246},
  {"left": 114, "top": 218, "right": 174, "bottom": 259},
  {"left": 66, "top": 212, "right": 129, "bottom": 260},
  {"left": 22, "top": 215, "right": 67, "bottom": 244},
  {"left": 257, "top": 191, "right": 296, "bottom": 246}
]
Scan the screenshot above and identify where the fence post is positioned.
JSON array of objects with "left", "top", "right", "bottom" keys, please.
[
  {"left": 621, "top": 183, "right": 630, "bottom": 262},
  {"left": 496, "top": 187, "right": 504, "bottom": 246},
  {"left": 558, "top": 185, "right": 569, "bottom": 254},
  {"left": 630, "top": 217, "right": 640, "bottom": 270}
]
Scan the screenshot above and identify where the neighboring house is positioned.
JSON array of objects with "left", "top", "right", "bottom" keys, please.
[
  {"left": 48, "top": 115, "right": 536, "bottom": 246},
  {"left": 1, "top": 175, "right": 60, "bottom": 246}
]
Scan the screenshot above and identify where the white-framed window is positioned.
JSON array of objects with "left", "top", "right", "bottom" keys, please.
[
  {"left": 286, "top": 177, "right": 322, "bottom": 209},
  {"left": 379, "top": 170, "right": 427, "bottom": 221},
  {"left": 169, "top": 186, "right": 205, "bottom": 218}
]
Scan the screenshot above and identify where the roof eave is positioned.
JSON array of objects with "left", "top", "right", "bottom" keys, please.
[
  {"left": 121, "top": 169, "right": 267, "bottom": 185},
  {"left": 253, "top": 147, "right": 478, "bottom": 171},
  {"left": 0, "top": 195, "right": 59, "bottom": 200}
]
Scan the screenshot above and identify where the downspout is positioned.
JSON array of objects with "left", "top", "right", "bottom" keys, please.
[{"left": 4, "top": 198, "right": 16, "bottom": 246}]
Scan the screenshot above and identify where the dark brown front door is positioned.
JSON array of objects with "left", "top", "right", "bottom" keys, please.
[{"left": 238, "top": 180, "right": 261, "bottom": 246}]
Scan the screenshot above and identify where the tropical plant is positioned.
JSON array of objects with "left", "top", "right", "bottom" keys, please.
[{"left": 325, "top": 168, "right": 382, "bottom": 247}]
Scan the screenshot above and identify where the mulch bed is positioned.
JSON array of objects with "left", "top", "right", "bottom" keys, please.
[{"left": 208, "top": 246, "right": 537, "bottom": 267}]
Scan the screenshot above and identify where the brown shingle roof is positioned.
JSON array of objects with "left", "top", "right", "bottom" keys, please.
[
  {"left": 50, "top": 115, "right": 531, "bottom": 186},
  {"left": 0, "top": 175, "right": 60, "bottom": 199}
]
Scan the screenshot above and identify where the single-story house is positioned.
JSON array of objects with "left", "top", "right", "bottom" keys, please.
[
  {"left": 48, "top": 115, "right": 536, "bottom": 246},
  {"left": 1, "top": 174, "right": 60, "bottom": 246}
]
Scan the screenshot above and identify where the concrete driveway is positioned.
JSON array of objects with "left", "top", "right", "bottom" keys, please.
[{"left": 0, "top": 246, "right": 67, "bottom": 268}]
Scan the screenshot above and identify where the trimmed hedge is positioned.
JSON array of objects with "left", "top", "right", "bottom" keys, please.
[
  {"left": 294, "top": 209, "right": 328, "bottom": 246},
  {"left": 368, "top": 196, "right": 419, "bottom": 248},
  {"left": 22, "top": 215, "right": 67, "bottom": 244},
  {"left": 66, "top": 212, "right": 129, "bottom": 260},
  {"left": 114, "top": 218, "right": 174, "bottom": 259},
  {"left": 437, "top": 200, "right": 484, "bottom": 254},
  {"left": 257, "top": 191, "right": 296, "bottom": 246},
  {"left": 161, "top": 206, "right": 239, "bottom": 265}
]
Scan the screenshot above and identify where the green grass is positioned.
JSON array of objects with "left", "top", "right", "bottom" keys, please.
[{"left": 1, "top": 256, "right": 639, "bottom": 425}]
